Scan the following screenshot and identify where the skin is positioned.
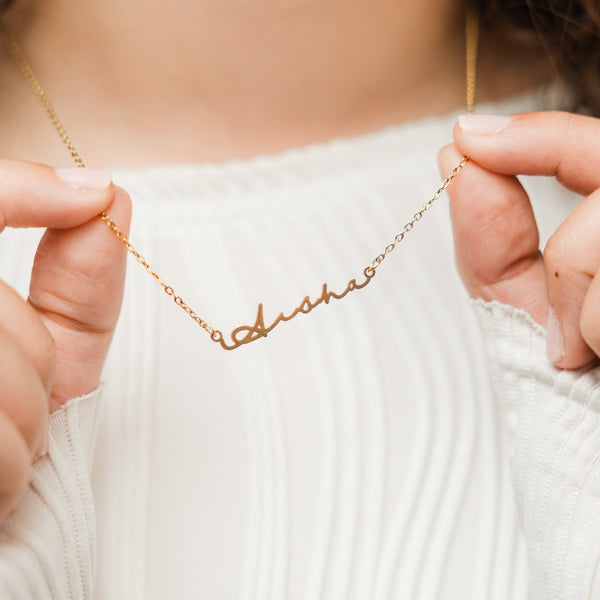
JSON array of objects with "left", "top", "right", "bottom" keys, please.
[
  {"left": 0, "top": 0, "right": 593, "bottom": 527},
  {"left": 0, "top": 0, "right": 548, "bottom": 165},
  {"left": 439, "top": 112, "right": 600, "bottom": 370},
  {"left": 0, "top": 164, "right": 130, "bottom": 522}
]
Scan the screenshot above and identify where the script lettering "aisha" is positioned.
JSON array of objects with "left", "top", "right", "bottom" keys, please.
[{"left": 217, "top": 268, "right": 376, "bottom": 350}]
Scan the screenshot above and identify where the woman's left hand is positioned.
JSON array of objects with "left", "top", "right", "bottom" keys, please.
[{"left": 438, "top": 110, "right": 600, "bottom": 370}]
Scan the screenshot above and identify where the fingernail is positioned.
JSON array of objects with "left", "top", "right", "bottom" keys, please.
[
  {"left": 33, "top": 425, "right": 49, "bottom": 462},
  {"left": 458, "top": 114, "right": 511, "bottom": 135},
  {"left": 55, "top": 167, "right": 112, "bottom": 190},
  {"left": 546, "top": 307, "right": 565, "bottom": 364}
]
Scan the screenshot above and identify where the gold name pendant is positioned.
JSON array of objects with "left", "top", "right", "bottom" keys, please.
[{"left": 0, "top": 8, "right": 477, "bottom": 350}]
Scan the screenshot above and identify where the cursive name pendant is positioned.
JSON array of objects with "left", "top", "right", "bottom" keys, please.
[
  {"left": 226, "top": 271, "right": 375, "bottom": 350},
  {"left": 217, "top": 156, "right": 467, "bottom": 350},
  {"left": 0, "top": 9, "right": 477, "bottom": 350}
]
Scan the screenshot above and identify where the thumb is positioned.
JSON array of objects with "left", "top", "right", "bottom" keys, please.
[
  {"left": 0, "top": 161, "right": 115, "bottom": 231},
  {"left": 29, "top": 185, "right": 132, "bottom": 406},
  {"left": 438, "top": 143, "right": 549, "bottom": 325}
]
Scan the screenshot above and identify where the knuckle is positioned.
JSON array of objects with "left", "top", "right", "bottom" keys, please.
[
  {"left": 547, "top": 111, "right": 577, "bottom": 182},
  {"left": 558, "top": 110, "right": 577, "bottom": 137},
  {"left": 547, "top": 110, "right": 578, "bottom": 146}
]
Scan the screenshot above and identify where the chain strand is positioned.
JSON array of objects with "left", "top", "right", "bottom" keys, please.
[
  {"left": 0, "top": 19, "right": 223, "bottom": 342},
  {"left": 465, "top": 5, "right": 479, "bottom": 114},
  {"left": 0, "top": 8, "right": 478, "bottom": 349},
  {"left": 365, "top": 156, "right": 469, "bottom": 276},
  {"left": 364, "top": 7, "right": 477, "bottom": 275}
]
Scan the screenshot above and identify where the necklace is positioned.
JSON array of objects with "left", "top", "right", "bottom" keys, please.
[{"left": 0, "top": 10, "right": 478, "bottom": 351}]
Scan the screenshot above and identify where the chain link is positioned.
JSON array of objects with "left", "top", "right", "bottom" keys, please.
[
  {"left": 0, "top": 19, "right": 225, "bottom": 341},
  {"left": 0, "top": 8, "right": 478, "bottom": 349},
  {"left": 99, "top": 213, "right": 223, "bottom": 341},
  {"left": 365, "top": 155, "right": 469, "bottom": 275}
]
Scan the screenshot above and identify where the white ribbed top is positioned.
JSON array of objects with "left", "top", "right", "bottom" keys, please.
[{"left": 1, "top": 89, "right": 599, "bottom": 600}]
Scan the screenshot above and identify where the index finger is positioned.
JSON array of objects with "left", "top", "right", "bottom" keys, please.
[
  {"left": 0, "top": 160, "right": 113, "bottom": 232},
  {"left": 453, "top": 111, "right": 600, "bottom": 196}
]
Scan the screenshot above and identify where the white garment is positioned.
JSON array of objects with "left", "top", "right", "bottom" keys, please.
[{"left": 1, "top": 89, "right": 599, "bottom": 600}]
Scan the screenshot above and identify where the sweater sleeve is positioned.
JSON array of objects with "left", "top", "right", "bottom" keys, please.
[
  {"left": 472, "top": 299, "right": 600, "bottom": 600},
  {"left": 0, "top": 388, "right": 100, "bottom": 600}
]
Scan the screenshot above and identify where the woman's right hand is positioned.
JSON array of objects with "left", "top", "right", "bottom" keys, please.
[{"left": 0, "top": 160, "right": 131, "bottom": 524}]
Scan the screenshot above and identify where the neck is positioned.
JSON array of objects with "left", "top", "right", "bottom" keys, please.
[{"left": 1, "top": 1, "right": 549, "bottom": 167}]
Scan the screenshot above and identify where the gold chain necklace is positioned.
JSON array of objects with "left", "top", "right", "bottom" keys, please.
[{"left": 0, "top": 10, "right": 478, "bottom": 351}]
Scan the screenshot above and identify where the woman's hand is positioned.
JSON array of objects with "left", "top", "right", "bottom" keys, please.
[
  {"left": 438, "top": 111, "right": 600, "bottom": 370},
  {"left": 0, "top": 160, "right": 130, "bottom": 523}
]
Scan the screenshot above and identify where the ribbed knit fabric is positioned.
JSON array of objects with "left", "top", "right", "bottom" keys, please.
[
  {"left": 472, "top": 300, "right": 600, "bottom": 600},
  {"left": 0, "top": 390, "right": 100, "bottom": 599},
  {"left": 0, "top": 88, "right": 596, "bottom": 599}
]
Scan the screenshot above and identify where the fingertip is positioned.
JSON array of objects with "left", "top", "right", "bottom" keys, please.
[
  {"left": 546, "top": 311, "right": 598, "bottom": 370},
  {"left": 0, "top": 160, "right": 118, "bottom": 230},
  {"left": 455, "top": 114, "right": 512, "bottom": 136},
  {"left": 103, "top": 185, "right": 133, "bottom": 236},
  {"left": 543, "top": 214, "right": 600, "bottom": 370},
  {"left": 54, "top": 167, "right": 112, "bottom": 191},
  {"left": 113, "top": 185, "right": 132, "bottom": 217},
  {"left": 452, "top": 114, "right": 519, "bottom": 161},
  {"left": 437, "top": 144, "right": 463, "bottom": 176},
  {"left": 32, "top": 424, "right": 49, "bottom": 462},
  {"left": 548, "top": 344, "right": 597, "bottom": 371}
]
